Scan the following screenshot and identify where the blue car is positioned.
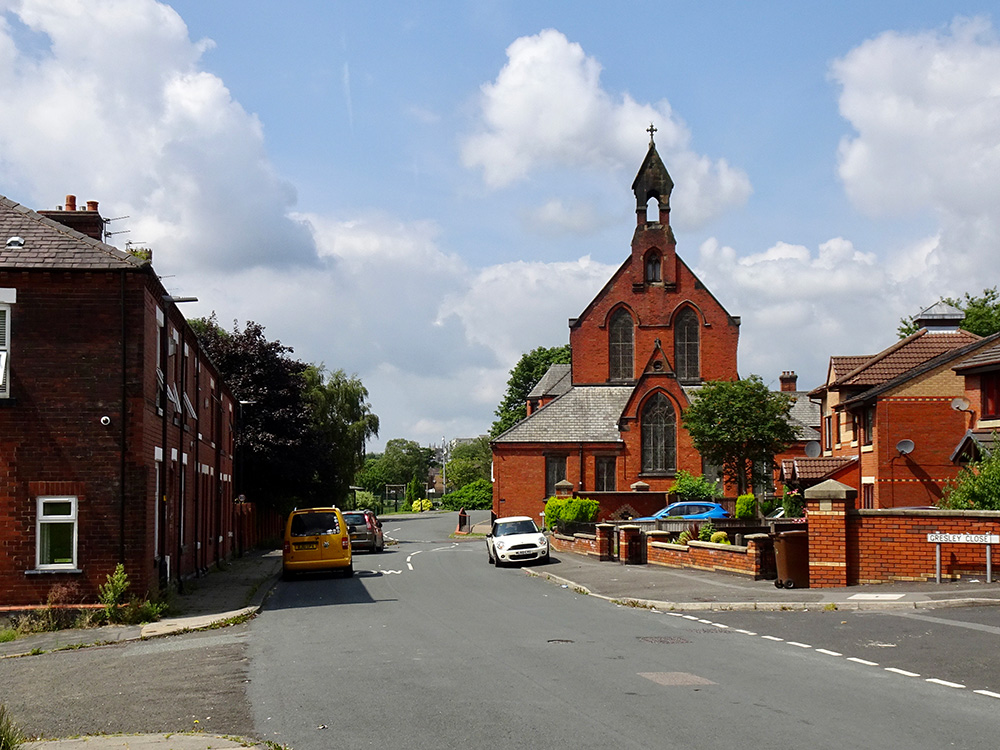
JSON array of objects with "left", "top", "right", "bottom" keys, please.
[{"left": 635, "top": 501, "right": 731, "bottom": 521}]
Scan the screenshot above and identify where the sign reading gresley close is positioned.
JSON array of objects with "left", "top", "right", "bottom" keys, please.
[{"left": 927, "top": 533, "right": 1000, "bottom": 544}]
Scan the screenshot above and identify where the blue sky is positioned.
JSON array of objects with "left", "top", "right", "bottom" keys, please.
[{"left": 2, "top": 1, "right": 1000, "bottom": 451}]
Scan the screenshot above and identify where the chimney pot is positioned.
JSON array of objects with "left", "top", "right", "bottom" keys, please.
[
  {"left": 779, "top": 371, "right": 798, "bottom": 392},
  {"left": 65, "top": 195, "right": 76, "bottom": 212},
  {"left": 86, "top": 201, "right": 99, "bottom": 212}
]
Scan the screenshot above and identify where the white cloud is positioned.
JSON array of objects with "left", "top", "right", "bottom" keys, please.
[
  {"left": 832, "top": 15, "right": 1000, "bottom": 288},
  {"left": 0, "top": 0, "right": 312, "bottom": 270},
  {"left": 461, "top": 28, "right": 751, "bottom": 231}
]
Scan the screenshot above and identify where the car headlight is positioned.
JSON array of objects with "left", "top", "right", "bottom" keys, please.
[
  {"left": 495, "top": 540, "right": 507, "bottom": 550},
  {"left": 537, "top": 536, "right": 547, "bottom": 546}
]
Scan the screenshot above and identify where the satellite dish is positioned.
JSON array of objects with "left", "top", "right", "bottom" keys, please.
[
  {"left": 804, "top": 441, "right": 821, "bottom": 458},
  {"left": 951, "top": 397, "right": 971, "bottom": 412},
  {"left": 896, "top": 439, "right": 915, "bottom": 455}
]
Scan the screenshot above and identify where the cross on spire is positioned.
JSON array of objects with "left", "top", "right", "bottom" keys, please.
[{"left": 647, "top": 122, "right": 657, "bottom": 144}]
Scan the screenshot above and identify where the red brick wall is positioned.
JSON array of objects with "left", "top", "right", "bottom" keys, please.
[
  {"left": 645, "top": 535, "right": 770, "bottom": 579},
  {"left": 0, "top": 269, "right": 235, "bottom": 605},
  {"left": 849, "top": 510, "right": 1000, "bottom": 583}
]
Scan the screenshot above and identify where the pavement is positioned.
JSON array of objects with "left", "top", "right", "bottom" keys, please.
[{"left": 6, "top": 523, "right": 1000, "bottom": 748}]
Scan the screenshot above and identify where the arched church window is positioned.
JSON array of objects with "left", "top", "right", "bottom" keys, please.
[
  {"left": 609, "top": 309, "right": 634, "bottom": 381},
  {"left": 645, "top": 252, "right": 661, "bottom": 283},
  {"left": 641, "top": 392, "right": 676, "bottom": 473},
  {"left": 675, "top": 307, "right": 700, "bottom": 383}
]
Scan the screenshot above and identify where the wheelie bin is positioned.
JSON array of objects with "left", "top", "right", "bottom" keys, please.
[{"left": 772, "top": 529, "right": 809, "bottom": 589}]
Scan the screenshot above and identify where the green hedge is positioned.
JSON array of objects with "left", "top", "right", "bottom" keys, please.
[
  {"left": 441, "top": 478, "right": 493, "bottom": 510},
  {"left": 543, "top": 496, "right": 599, "bottom": 531}
]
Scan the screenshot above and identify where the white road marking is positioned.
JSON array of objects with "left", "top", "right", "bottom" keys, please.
[
  {"left": 382, "top": 570, "right": 402, "bottom": 575},
  {"left": 711, "top": 623, "right": 729, "bottom": 629},
  {"left": 885, "top": 667, "right": 920, "bottom": 677},
  {"left": 926, "top": 678, "right": 965, "bottom": 689},
  {"left": 761, "top": 635, "right": 784, "bottom": 642},
  {"left": 734, "top": 629, "right": 757, "bottom": 636},
  {"left": 848, "top": 657, "right": 879, "bottom": 666},
  {"left": 974, "top": 690, "right": 1000, "bottom": 699},
  {"left": 787, "top": 641, "right": 812, "bottom": 649},
  {"left": 816, "top": 649, "right": 842, "bottom": 656}
]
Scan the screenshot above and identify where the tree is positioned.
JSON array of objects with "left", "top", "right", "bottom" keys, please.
[
  {"left": 445, "top": 436, "right": 492, "bottom": 492},
  {"left": 353, "top": 438, "right": 437, "bottom": 495},
  {"left": 302, "top": 366, "right": 380, "bottom": 505},
  {"left": 191, "top": 315, "right": 314, "bottom": 512},
  {"left": 681, "top": 375, "right": 798, "bottom": 495},
  {"left": 898, "top": 287, "right": 1000, "bottom": 338},
  {"left": 941, "top": 439, "right": 1000, "bottom": 510},
  {"left": 490, "top": 344, "right": 571, "bottom": 437}
]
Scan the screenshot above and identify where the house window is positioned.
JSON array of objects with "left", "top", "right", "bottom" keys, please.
[
  {"left": 0, "top": 304, "right": 9, "bottom": 398},
  {"left": 982, "top": 372, "right": 1000, "bottom": 418},
  {"left": 863, "top": 404, "right": 875, "bottom": 446},
  {"left": 645, "top": 252, "right": 661, "bottom": 282},
  {"left": 641, "top": 393, "right": 677, "bottom": 473},
  {"left": 36, "top": 496, "right": 78, "bottom": 570},
  {"left": 823, "top": 415, "right": 833, "bottom": 451},
  {"left": 545, "top": 455, "right": 567, "bottom": 497},
  {"left": 862, "top": 483, "right": 874, "bottom": 510},
  {"left": 674, "top": 308, "right": 700, "bottom": 383},
  {"left": 609, "top": 309, "right": 634, "bottom": 381},
  {"left": 595, "top": 456, "right": 616, "bottom": 491}
]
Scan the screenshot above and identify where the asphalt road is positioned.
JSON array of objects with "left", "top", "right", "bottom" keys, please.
[
  {"left": 5, "top": 512, "right": 1000, "bottom": 748},
  {"left": 248, "top": 513, "right": 1000, "bottom": 750}
]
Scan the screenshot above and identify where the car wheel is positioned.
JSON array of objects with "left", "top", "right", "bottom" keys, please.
[
  {"left": 282, "top": 568, "right": 296, "bottom": 582},
  {"left": 343, "top": 562, "right": 354, "bottom": 578},
  {"left": 541, "top": 552, "right": 550, "bottom": 564}
]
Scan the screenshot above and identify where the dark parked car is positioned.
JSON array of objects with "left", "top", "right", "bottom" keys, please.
[
  {"left": 634, "top": 501, "right": 731, "bottom": 521},
  {"left": 342, "top": 509, "right": 385, "bottom": 553}
]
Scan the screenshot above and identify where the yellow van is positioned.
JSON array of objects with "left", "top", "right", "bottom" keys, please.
[{"left": 282, "top": 507, "right": 353, "bottom": 579}]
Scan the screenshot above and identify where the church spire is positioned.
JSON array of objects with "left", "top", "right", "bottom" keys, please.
[{"left": 631, "top": 124, "right": 673, "bottom": 227}]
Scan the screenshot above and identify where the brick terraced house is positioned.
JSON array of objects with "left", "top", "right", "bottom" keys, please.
[
  {"left": 807, "top": 302, "right": 1000, "bottom": 508},
  {"left": 0, "top": 194, "right": 237, "bottom": 605},
  {"left": 491, "top": 135, "right": 742, "bottom": 521}
]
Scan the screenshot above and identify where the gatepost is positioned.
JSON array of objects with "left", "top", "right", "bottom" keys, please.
[{"left": 804, "top": 479, "right": 856, "bottom": 588}]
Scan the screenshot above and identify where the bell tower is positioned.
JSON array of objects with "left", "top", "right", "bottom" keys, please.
[{"left": 631, "top": 124, "right": 676, "bottom": 289}]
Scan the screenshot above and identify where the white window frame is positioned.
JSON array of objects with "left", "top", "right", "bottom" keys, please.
[
  {"left": 36, "top": 496, "right": 79, "bottom": 570},
  {"left": 0, "top": 301, "right": 11, "bottom": 398}
]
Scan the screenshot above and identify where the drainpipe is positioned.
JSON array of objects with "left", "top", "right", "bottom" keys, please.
[{"left": 119, "top": 271, "right": 127, "bottom": 565}]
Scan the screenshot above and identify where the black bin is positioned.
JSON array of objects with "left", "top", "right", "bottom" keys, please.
[{"left": 773, "top": 529, "right": 809, "bottom": 589}]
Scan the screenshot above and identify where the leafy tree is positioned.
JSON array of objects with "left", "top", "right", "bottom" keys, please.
[
  {"left": 445, "top": 436, "right": 492, "bottom": 491},
  {"left": 441, "top": 478, "right": 493, "bottom": 510},
  {"left": 191, "top": 315, "right": 313, "bottom": 511},
  {"left": 378, "top": 439, "right": 437, "bottom": 487},
  {"left": 898, "top": 287, "right": 1000, "bottom": 338},
  {"left": 681, "top": 375, "right": 798, "bottom": 495},
  {"left": 490, "top": 344, "right": 571, "bottom": 437},
  {"left": 669, "top": 470, "right": 720, "bottom": 502},
  {"left": 302, "top": 366, "right": 379, "bottom": 505},
  {"left": 941, "top": 438, "right": 1000, "bottom": 510},
  {"left": 354, "top": 454, "right": 393, "bottom": 496}
]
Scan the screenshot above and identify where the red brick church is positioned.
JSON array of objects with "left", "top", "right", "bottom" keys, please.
[{"left": 491, "top": 132, "right": 741, "bottom": 520}]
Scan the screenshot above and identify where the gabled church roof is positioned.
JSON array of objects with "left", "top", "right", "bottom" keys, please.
[
  {"left": 527, "top": 363, "right": 572, "bottom": 400},
  {"left": 0, "top": 195, "right": 146, "bottom": 271},
  {"left": 492, "top": 385, "right": 632, "bottom": 443}
]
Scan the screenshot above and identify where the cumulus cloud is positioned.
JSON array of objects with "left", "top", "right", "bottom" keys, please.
[
  {"left": 461, "top": 28, "right": 751, "bottom": 231},
  {"left": 0, "top": 0, "right": 313, "bottom": 270},
  {"left": 832, "top": 15, "right": 1000, "bottom": 287}
]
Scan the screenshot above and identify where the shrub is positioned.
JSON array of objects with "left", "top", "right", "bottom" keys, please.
[
  {"left": 670, "top": 470, "right": 720, "bottom": 502},
  {"left": 698, "top": 521, "right": 716, "bottom": 541},
  {"left": 782, "top": 489, "right": 804, "bottom": 518},
  {"left": 411, "top": 498, "right": 433, "bottom": 512},
  {"left": 543, "top": 496, "right": 599, "bottom": 531},
  {"left": 710, "top": 531, "right": 731, "bottom": 545},
  {"left": 735, "top": 493, "right": 756, "bottom": 519},
  {"left": 676, "top": 530, "right": 692, "bottom": 545},
  {"left": 99, "top": 564, "right": 130, "bottom": 623},
  {"left": 441, "top": 478, "right": 493, "bottom": 510}
]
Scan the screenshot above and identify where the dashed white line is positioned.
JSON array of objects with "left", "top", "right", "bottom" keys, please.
[
  {"left": 816, "top": 649, "right": 842, "bottom": 657},
  {"left": 711, "top": 623, "right": 729, "bottom": 629},
  {"left": 787, "top": 641, "right": 812, "bottom": 649},
  {"left": 974, "top": 689, "right": 1000, "bottom": 699},
  {"left": 885, "top": 667, "right": 920, "bottom": 678},
  {"left": 734, "top": 629, "right": 757, "bottom": 636},
  {"left": 761, "top": 635, "right": 784, "bottom": 642},
  {"left": 926, "top": 678, "right": 965, "bottom": 689},
  {"left": 848, "top": 657, "right": 879, "bottom": 666}
]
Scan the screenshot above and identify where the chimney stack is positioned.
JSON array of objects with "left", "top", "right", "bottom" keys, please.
[
  {"left": 39, "top": 194, "right": 105, "bottom": 242},
  {"left": 780, "top": 371, "right": 798, "bottom": 392}
]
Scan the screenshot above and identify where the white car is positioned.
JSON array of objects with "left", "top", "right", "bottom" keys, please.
[{"left": 487, "top": 516, "right": 550, "bottom": 566}]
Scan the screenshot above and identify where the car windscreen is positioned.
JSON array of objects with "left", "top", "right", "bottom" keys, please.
[
  {"left": 342, "top": 514, "right": 365, "bottom": 526},
  {"left": 290, "top": 512, "right": 341, "bottom": 537},
  {"left": 495, "top": 520, "right": 538, "bottom": 536}
]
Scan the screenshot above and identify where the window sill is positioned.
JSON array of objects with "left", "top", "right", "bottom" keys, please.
[
  {"left": 638, "top": 471, "right": 677, "bottom": 478},
  {"left": 26, "top": 568, "right": 82, "bottom": 575}
]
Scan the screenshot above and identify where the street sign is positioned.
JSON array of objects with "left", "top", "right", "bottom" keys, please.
[{"left": 926, "top": 533, "right": 1000, "bottom": 544}]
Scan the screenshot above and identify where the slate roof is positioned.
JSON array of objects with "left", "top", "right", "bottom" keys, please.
[
  {"left": 493, "top": 385, "right": 633, "bottom": 443},
  {"left": 950, "top": 428, "right": 997, "bottom": 462},
  {"left": 785, "top": 392, "right": 820, "bottom": 441},
  {"left": 0, "top": 195, "right": 146, "bottom": 271},
  {"left": 528, "top": 363, "right": 572, "bottom": 400}
]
